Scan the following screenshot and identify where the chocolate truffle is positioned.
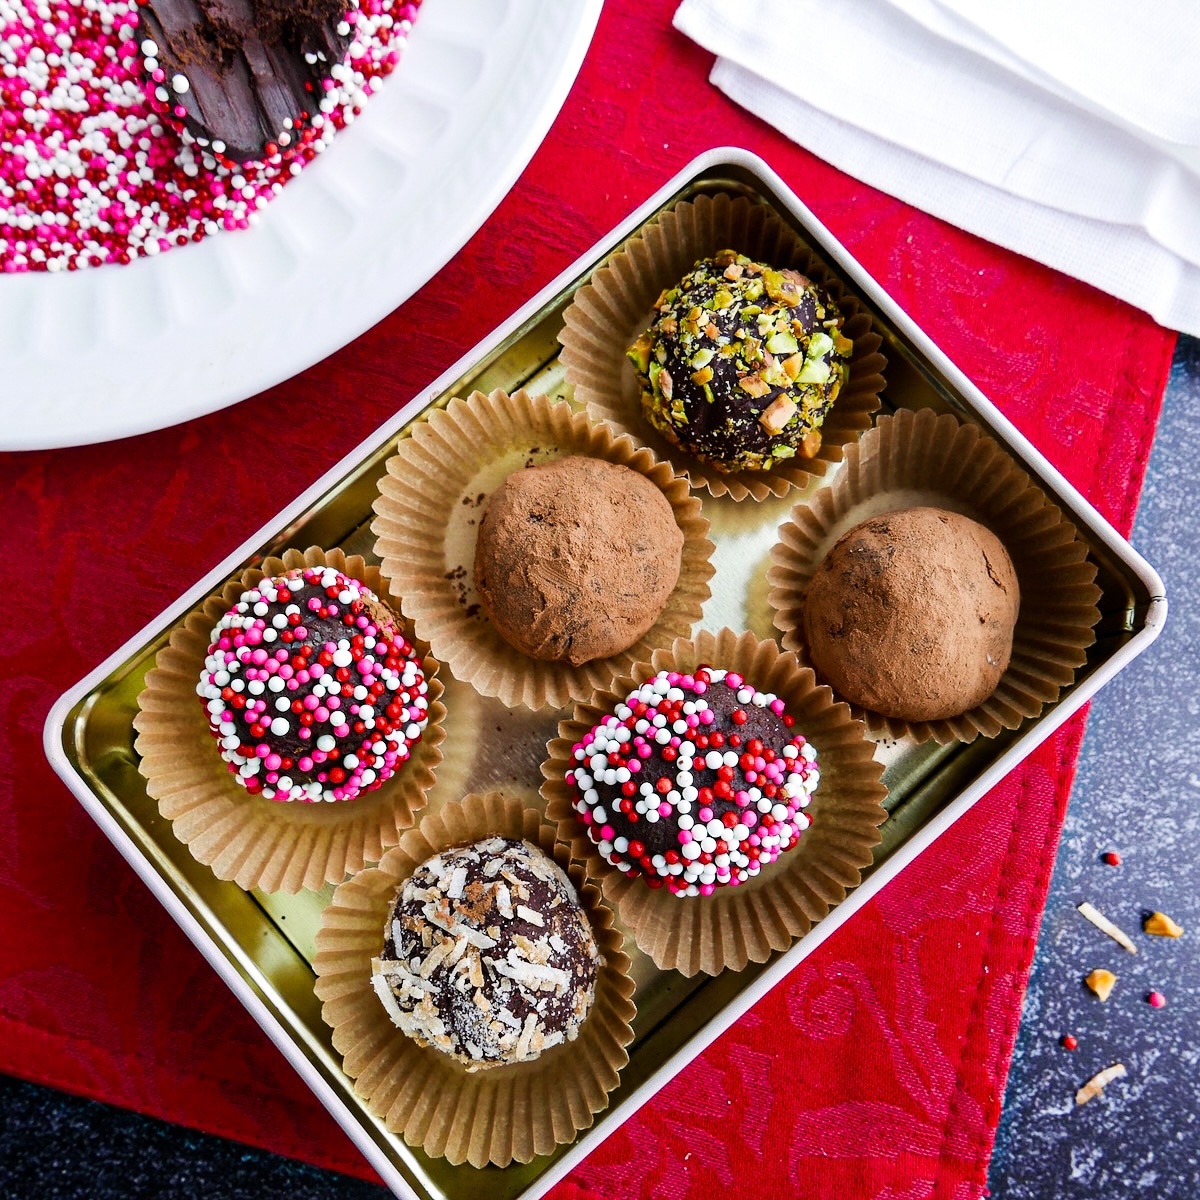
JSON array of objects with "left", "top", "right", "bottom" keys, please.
[
  {"left": 626, "top": 250, "right": 853, "bottom": 472},
  {"left": 474, "top": 455, "right": 685, "bottom": 666},
  {"left": 567, "top": 667, "right": 820, "bottom": 896},
  {"left": 802, "top": 507, "right": 1020, "bottom": 721},
  {"left": 371, "top": 838, "right": 601, "bottom": 1069},
  {"left": 197, "top": 565, "right": 431, "bottom": 803},
  {"left": 137, "top": 0, "right": 355, "bottom": 162}
]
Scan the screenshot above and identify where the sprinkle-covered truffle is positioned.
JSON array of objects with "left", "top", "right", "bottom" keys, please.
[
  {"left": 567, "top": 667, "right": 819, "bottom": 896},
  {"left": 626, "top": 250, "right": 853, "bottom": 472},
  {"left": 197, "top": 565, "right": 430, "bottom": 803},
  {"left": 372, "top": 838, "right": 601, "bottom": 1069}
]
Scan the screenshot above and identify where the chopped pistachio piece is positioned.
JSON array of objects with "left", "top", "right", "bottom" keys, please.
[
  {"left": 759, "top": 395, "right": 797, "bottom": 434},
  {"left": 1144, "top": 911, "right": 1184, "bottom": 938},
  {"left": 1085, "top": 968, "right": 1117, "bottom": 1001},
  {"left": 738, "top": 374, "right": 771, "bottom": 398},
  {"left": 796, "top": 357, "right": 832, "bottom": 385}
]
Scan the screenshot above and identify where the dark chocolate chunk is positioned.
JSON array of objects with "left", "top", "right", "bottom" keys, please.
[{"left": 138, "top": 0, "right": 354, "bottom": 162}]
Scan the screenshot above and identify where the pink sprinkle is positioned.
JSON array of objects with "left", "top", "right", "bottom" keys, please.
[{"left": 1148, "top": 991, "right": 1167, "bottom": 1008}]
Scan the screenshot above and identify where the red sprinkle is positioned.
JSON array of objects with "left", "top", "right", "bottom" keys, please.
[
  {"left": 1102, "top": 851, "right": 1122, "bottom": 866},
  {"left": 1148, "top": 991, "right": 1167, "bottom": 1008},
  {"left": 1060, "top": 1034, "right": 1078, "bottom": 1050}
]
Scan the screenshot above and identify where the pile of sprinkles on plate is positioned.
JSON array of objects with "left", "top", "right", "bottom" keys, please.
[{"left": 0, "top": 0, "right": 421, "bottom": 273}]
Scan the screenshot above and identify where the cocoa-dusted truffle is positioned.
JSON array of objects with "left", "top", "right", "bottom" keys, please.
[
  {"left": 802, "top": 507, "right": 1020, "bottom": 721},
  {"left": 196, "top": 565, "right": 431, "bottom": 803},
  {"left": 371, "top": 838, "right": 601, "bottom": 1069},
  {"left": 566, "top": 667, "right": 820, "bottom": 896},
  {"left": 137, "top": 0, "right": 355, "bottom": 162},
  {"left": 474, "top": 455, "right": 684, "bottom": 666},
  {"left": 626, "top": 250, "right": 853, "bottom": 472}
]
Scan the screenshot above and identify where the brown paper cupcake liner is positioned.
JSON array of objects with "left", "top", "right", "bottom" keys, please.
[
  {"left": 559, "top": 191, "right": 888, "bottom": 502},
  {"left": 372, "top": 388, "right": 715, "bottom": 710},
  {"left": 541, "top": 629, "right": 887, "bottom": 977},
  {"left": 312, "top": 791, "right": 636, "bottom": 1168},
  {"left": 133, "top": 547, "right": 446, "bottom": 893},
  {"left": 767, "top": 408, "right": 1103, "bottom": 743}
]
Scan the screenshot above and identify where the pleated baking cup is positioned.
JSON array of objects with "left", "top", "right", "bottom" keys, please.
[
  {"left": 767, "top": 407, "right": 1103, "bottom": 744},
  {"left": 541, "top": 629, "right": 887, "bottom": 977},
  {"left": 312, "top": 791, "right": 636, "bottom": 1168},
  {"left": 133, "top": 547, "right": 446, "bottom": 894},
  {"left": 372, "top": 388, "right": 715, "bottom": 710},
  {"left": 559, "top": 191, "right": 887, "bottom": 502}
]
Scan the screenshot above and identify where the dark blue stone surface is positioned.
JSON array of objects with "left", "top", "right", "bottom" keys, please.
[
  {"left": 3, "top": 338, "right": 1197, "bottom": 1198},
  {"left": 987, "top": 336, "right": 1200, "bottom": 1198}
]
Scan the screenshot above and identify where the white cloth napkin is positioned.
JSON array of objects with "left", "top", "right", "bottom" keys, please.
[{"left": 674, "top": 0, "right": 1200, "bottom": 336}]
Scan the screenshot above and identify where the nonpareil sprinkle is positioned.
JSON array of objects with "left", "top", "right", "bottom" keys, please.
[{"left": 0, "top": 0, "right": 420, "bottom": 273}]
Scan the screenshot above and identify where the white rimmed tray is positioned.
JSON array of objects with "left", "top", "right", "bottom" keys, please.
[{"left": 44, "top": 149, "right": 1167, "bottom": 1200}]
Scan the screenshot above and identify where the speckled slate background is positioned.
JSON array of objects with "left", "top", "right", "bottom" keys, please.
[
  {"left": 986, "top": 334, "right": 1200, "bottom": 1198},
  {"left": 2, "top": 335, "right": 1197, "bottom": 1196}
]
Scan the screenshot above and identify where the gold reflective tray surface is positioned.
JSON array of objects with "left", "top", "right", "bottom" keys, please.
[{"left": 49, "top": 151, "right": 1163, "bottom": 1200}]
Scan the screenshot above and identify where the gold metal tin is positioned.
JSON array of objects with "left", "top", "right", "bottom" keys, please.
[{"left": 46, "top": 149, "right": 1166, "bottom": 1200}]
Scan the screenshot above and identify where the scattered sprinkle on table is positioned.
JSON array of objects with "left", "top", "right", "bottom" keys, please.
[
  {"left": 1060, "top": 1034, "right": 1078, "bottom": 1050},
  {"left": 1101, "top": 850, "right": 1121, "bottom": 866},
  {"left": 1147, "top": 990, "right": 1167, "bottom": 1008}
]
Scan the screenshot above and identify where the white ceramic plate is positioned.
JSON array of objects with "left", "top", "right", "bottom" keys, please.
[{"left": 1, "top": 0, "right": 602, "bottom": 451}]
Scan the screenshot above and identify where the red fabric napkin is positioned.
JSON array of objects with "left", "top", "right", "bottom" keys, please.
[{"left": 0, "top": 1, "right": 1174, "bottom": 1197}]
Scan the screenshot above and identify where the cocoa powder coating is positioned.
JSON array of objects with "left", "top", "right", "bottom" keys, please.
[
  {"left": 474, "top": 456, "right": 684, "bottom": 666},
  {"left": 801, "top": 507, "right": 1020, "bottom": 721}
]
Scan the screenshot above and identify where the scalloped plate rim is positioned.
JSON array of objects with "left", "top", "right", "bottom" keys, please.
[{"left": 0, "top": 0, "right": 603, "bottom": 451}]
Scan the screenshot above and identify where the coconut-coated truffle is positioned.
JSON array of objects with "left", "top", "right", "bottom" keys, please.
[{"left": 371, "top": 838, "right": 601, "bottom": 1069}]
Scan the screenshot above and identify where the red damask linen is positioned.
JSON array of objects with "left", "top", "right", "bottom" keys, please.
[{"left": 0, "top": 1, "right": 1175, "bottom": 1197}]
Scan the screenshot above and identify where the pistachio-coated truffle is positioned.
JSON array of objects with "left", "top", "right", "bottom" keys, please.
[{"left": 626, "top": 250, "right": 852, "bottom": 472}]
